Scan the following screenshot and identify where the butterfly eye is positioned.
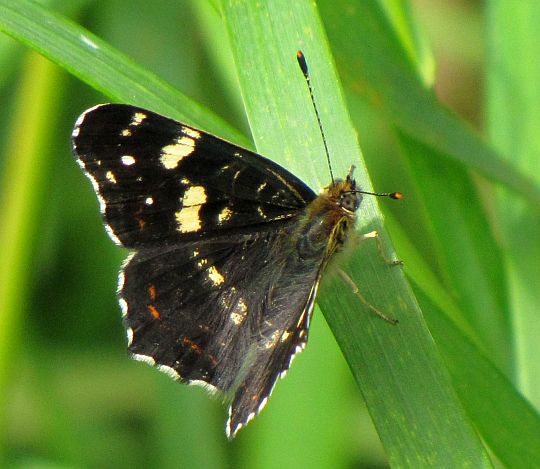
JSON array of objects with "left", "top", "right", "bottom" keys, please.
[{"left": 340, "top": 192, "right": 360, "bottom": 212}]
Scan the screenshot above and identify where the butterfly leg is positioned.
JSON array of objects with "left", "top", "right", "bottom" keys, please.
[
  {"left": 337, "top": 269, "right": 398, "bottom": 325},
  {"left": 358, "top": 230, "right": 402, "bottom": 267}
]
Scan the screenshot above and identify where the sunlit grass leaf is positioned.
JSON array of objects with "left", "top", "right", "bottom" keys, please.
[{"left": 486, "top": 1, "right": 540, "bottom": 409}]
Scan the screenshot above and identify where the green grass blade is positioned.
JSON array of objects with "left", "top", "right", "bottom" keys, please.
[
  {"left": 0, "top": 52, "right": 64, "bottom": 459},
  {"left": 387, "top": 211, "right": 540, "bottom": 467},
  {"left": 396, "top": 132, "right": 511, "bottom": 373},
  {"left": 418, "top": 288, "right": 540, "bottom": 468},
  {"left": 221, "top": 0, "right": 491, "bottom": 466},
  {"left": 379, "top": 0, "right": 436, "bottom": 85},
  {"left": 486, "top": 1, "right": 540, "bottom": 407},
  {"left": 0, "top": 0, "right": 248, "bottom": 146}
]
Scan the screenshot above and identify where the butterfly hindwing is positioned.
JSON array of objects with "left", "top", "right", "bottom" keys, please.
[
  {"left": 120, "top": 220, "right": 321, "bottom": 429},
  {"left": 72, "top": 104, "right": 316, "bottom": 248},
  {"left": 225, "top": 274, "right": 317, "bottom": 438}
]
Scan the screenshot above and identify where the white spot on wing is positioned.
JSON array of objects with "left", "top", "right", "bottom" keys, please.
[
  {"left": 121, "top": 155, "right": 136, "bottom": 166},
  {"left": 117, "top": 272, "right": 125, "bottom": 293},
  {"left": 207, "top": 266, "right": 224, "bottom": 285},
  {"left": 174, "top": 182, "right": 208, "bottom": 231},
  {"left": 189, "top": 380, "right": 218, "bottom": 394},
  {"left": 218, "top": 207, "right": 233, "bottom": 223},
  {"left": 230, "top": 422, "right": 243, "bottom": 439},
  {"left": 226, "top": 406, "right": 233, "bottom": 438},
  {"left": 118, "top": 252, "right": 135, "bottom": 293},
  {"left": 96, "top": 192, "right": 107, "bottom": 215},
  {"left": 183, "top": 186, "right": 207, "bottom": 206},
  {"left": 73, "top": 103, "right": 104, "bottom": 131},
  {"left": 175, "top": 205, "right": 202, "bottom": 232},
  {"left": 83, "top": 172, "right": 107, "bottom": 215},
  {"left": 230, "top": 298, "right": 248, "bottom": 325},
  {"left": 263, "top": 330, "right": 281, "bottom": 349},
  {"left": 287, "top": 343, "right": 306, "bottom": 369},
  {"left": 181, "top": 126, "right": 201, "bottom": 139},
  {"left": 131, "top": 112, "right": 147, "bottom": 126},
  {"left": 157, "top": 364, "right": 180, "bottom": 380},
  {"left": 105, "top": 224, "right": 122, "bottom": 246},
  {"left": 126, "top": 327, "right": 133, "bottom": 346},
  {"left": 258, "top": 397, "right": 268, "bottom": 413},
  {"left": 119, "top": 298, "right": 128, "bottom": 318},
  {"left": 160, "top": 136, "right": 196, "bottom": 169},
  {"left": 145, "top": 197, "right": 154, "bottom": 205},
  {"left": 132, "top": 353, "right": 156, "bottom": 366},
  {"left": 73, "top": 114, "right": 85, "bottom": 133},
  {"left": 105, "top": 171, "right": 117, "bottom": 183}
]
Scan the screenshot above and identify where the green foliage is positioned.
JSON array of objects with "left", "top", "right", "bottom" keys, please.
[{"left": 0, "top": 0, "right": 539, "bottom": 467}]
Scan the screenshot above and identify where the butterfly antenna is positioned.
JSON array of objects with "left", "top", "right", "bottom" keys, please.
[
  {"left": 297, "top": 51, "right": 334, "bottom": 184},
  {"left": 355, "top": 189, "right": 404, "bottom": 200}
]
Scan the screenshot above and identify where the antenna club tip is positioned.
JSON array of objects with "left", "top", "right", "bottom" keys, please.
[
  {"left": 390, "top": 191, "right": 404, "bottom": 200},
  {"left": 296, "top": 50, "right": 309, "bottom": 77}
]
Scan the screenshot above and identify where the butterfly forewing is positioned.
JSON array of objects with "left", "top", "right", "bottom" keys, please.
[{"left": 72, "top": 104, "right": 315, "bottom": 248}]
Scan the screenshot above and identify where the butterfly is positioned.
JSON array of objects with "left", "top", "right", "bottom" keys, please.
[{"left": 71, "top": 54, "right": 401, "bottom": 439}]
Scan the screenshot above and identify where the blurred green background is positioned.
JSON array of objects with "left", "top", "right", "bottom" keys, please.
[{"left": 1, "top": 0, "right": 540, "bottom": 467}]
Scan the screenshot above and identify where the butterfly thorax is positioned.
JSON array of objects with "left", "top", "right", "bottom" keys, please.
[{"left": 296, "top": 175, "right": 361, "bottom": 261}]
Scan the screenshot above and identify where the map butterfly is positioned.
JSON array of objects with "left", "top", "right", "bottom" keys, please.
[{"left": 71, "top": 52, "right": 401, "bottom": 438}]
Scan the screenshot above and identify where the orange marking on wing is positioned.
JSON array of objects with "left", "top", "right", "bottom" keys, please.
[
  {"left": 148, "top": 304, "right": 160, "bottom": 319},
  {"left": 148, "top": 284, "right": 156, "bottom": 301},
  {"left": 182, "top": 337, "right": 217, "bottom": 366},
  {"left": 136, "top": 206, "right": 145, "bottom": 229},
  {"left": 208, "top": 354, "right": 218, "bottom": 367},
  {"left": 183, "top": 337, "right": 203, "bottom": 355}
]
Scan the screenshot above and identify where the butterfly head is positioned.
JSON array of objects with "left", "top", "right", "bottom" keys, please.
[
  {"left": 325, "top": 165, "right": 403, "bottom": 216},
  {"left": 322, "top": 165, "right": 361, "bottom": 215}
]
